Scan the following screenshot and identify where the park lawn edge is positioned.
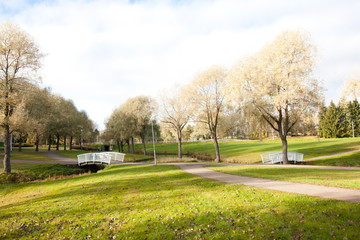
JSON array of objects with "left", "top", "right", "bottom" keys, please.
[
  {"left": 206, "top": 165, "right": 360, "bottom": 190},
  {"left": 1, "top": 164, "right": 360, "bottom": 239}
]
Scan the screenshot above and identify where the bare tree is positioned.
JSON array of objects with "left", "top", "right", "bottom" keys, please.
[
  {"left": 341, "top": 75, "right": 360, "bottom": 101},
  {"left": 122, "top": 96, "right": 155, "bottom": 155},
  {"left": 187, "top": 65, "right": 226, "bottom": 163},
  {"left": 227, "top": 30, "right": 323, "bottom": 164},
  {"left": 0, "top": 22, "right": 43, "bottom": 173},
  {"left": 158, "top": 87, "right": 191, "bottom": 158}
]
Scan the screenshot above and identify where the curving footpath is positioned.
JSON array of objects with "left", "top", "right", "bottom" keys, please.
[{"left": 178, "top": 164, "right": 360, "bottom": 203}]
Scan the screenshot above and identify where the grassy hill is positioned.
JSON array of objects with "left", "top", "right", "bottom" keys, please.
[
  {"left": 1, "top": 164, "right": 360, "bottom": 239},
  {"left": 127, "top": 137, "right": 360, "bottom": 164}
]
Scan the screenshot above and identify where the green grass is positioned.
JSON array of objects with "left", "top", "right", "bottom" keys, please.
[
  {"left": 140, "top": 137, "right": 360, "bottom": 164},
  {"left": 207, "top": 165, "right": 360, "bottom": 189},
  {"left": 0, "top": 149, "right": 53, "bottom": 161},
  {"left": 55, "top": 149, "right": 92, "bottom": 159},
  {"left": 0, "top": 163, "right": 89, "bottom": 183},
  {"left": 3, "top": 136, "right": 360, "bottom": 166},
  {"left": 307, "top": 150, "right": 360, "bottom": 167},
  {"left": 1, "top": 165, "right": 360, "bottom": 239}
]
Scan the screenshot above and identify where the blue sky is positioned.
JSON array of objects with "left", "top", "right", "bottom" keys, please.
[{"left": 0, "top": 0, "right": 359, "bottom": 129}]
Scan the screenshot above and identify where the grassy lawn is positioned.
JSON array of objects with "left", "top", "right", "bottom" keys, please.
[
  {"left": 0, "top": 162, "right": 50, "bottom": 171},
  {"left": 307, "top": 150, "right": 360, "bottom": 167},
  {"left": 0, "top": 162, "right": 89, "bottom": 183},
  {"left": 1, "top": 165, "right": 360, "bottom": 239},
  {"left": 0, "top": 149, "right": 53, "bottom": 161},
  {"left": 138, "top": 137, "right": 360, "bottom": 164},
  {"left": 207, "top": 165, "right": 360, "bottom": 189}
]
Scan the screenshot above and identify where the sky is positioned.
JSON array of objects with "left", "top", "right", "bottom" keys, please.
[{"left": 0, "top": 0, "right": 359, "bottom": 130}]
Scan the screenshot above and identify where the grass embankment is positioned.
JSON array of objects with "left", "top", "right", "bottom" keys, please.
[
  {"left": 1, "top": 165, "right": 360, "bottom": 239},
  {"left": 307, "top": 150, "right": 360, "bottom": 167},
  {"left": 207, "top": 165, "right": 360, "bottom": 189},
  {"left": 0, "top": 149, "right": 53, "bottom": 161},
  {"left": 131, "top": 137, "right": 360, "bottom": 164},
  {"left": 0, "top": 163, "right": 90, "bottom": 184}
]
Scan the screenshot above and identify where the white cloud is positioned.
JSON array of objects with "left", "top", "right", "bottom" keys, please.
[{"left": 1, "top": 0, "right": 359, "bottom": 129}]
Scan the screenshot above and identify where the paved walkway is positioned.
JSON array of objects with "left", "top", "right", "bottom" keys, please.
[{"left": 178, "top": 164, "right": 360, "bottom": 203}]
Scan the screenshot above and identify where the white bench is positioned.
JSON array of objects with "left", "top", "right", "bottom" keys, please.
[
  {"left": 261, "top": 152, "right": 304, "bottom": 164},
  {"left": 77, "top": 152, "right": 125, "bottom": 166}
]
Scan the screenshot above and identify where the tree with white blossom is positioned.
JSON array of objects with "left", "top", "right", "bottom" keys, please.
[{"left": 227, "top": 30, "right": 323, "bottom": 164}]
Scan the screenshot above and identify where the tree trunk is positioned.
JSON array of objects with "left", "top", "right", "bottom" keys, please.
[
  {"left": 3, "top": 126, "right": 11, "bottom": 173},
  {"left": 120, "top": 141, "right": 124, "bottom": 152},
  {"left": 117, "top": 141, "right": 121, "bottom": 153},
  {"left": 80, "top": 137, "right": 83, "bottom": 150},
  {"left": 126, "top": 139, "right": 130, "bottom": 153},
  {"left": 56, "top": 135, "right": 60, "bottom": 150},
  {"left": 70, "top": 136, "right": 73, "bottom": 150},
  {"left": 18, "top": 138, "right": 23, "bottom": 152},
  {"left": 141, "top": 136, "right": 146, "bottom": 155},
  {"left": 131, "top": 137, "right": 134, "bottom": 154},
  {"left": 177, "top": 130, "right": 182, "bottom": 159},
  {"left": 259, "top": 125, "right": 263, "bottom": 142},
  {"left": 212, "top": 132, "right": 220, "bottom": 163},
  {"left": 35, "top": 136, "right": 39, "bottom": 152},
  {"left": 280, "top": 135, "right": 289, "bottom": 164},
  {"left": 48, "top": 135, "right": 51, "bottom": 151},
  {"left": 63, "top": 136, "right": 67, "bottom": 151}
]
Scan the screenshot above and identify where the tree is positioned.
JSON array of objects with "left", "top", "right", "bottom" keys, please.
[
  {"left": 122, "top": 96, "right": 155, "bottom": 155},
  {"left": 319, "top": 102, "right": 343, "bottom": 138},
  {"left": 23, "top": 86, "right": 52, "bottom": 151},
  {"left": 0, "top": 22, "right": 43, "bottom": 173},
  {"left": 342, "top": 76, "right": 360, "bottom": 101},
  {"left": 187, "top": 65, "right": 226, "bottom": 163},
  {"left": 104, "top": 108, "right": 135, "bottom": 153},
  {"left": 158, "top": 87, "right": 191, "bottom": 158},
  {"left": 227, "top": 30, "right": 323, "bottom": 164}
]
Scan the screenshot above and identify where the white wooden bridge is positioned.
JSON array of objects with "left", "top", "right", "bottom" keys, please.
[
  {"left": 77, "top": 152, "right": 125, "bottom": 166},
  {"left": 261, "top": 152, "right": 304, "bottom": 164}
]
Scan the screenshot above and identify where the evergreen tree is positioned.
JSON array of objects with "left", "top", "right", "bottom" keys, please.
[
  {"left": 319, "top": 101, "right": 340, "bottom": 138},
  {"left": 346, "top": 100, "right": 360, "bottom": 137},
  {"left": 336, "top": 103, "right": 350, "bottom": 138}
]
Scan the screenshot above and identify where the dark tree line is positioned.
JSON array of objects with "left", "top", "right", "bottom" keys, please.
[{"left": 319, "top": 100, "right": 360, "bottom": 138}]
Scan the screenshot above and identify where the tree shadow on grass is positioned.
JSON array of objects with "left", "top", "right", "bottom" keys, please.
[
  {"left": 2, "top": 164, "right": 360, "bottom": 239},
  {"left": 0, "top": 165, "right": 219, "bottom": 213}
]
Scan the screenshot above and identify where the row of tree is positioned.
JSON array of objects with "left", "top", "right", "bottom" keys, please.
[
  {"left": 0, "top": 22, "right": 95, "bottom": 173},
  {"left": 105, "top": 30, "right": 323, "bottom": 164},
  {"left": 18, "top": 85, "right": 95, "bottom": 151},
  {"left": 319, "top": 100, "right": 360, "bottom": 138},
  {"left": 103, "top": 96, "right": 157, "bottom": 155}
]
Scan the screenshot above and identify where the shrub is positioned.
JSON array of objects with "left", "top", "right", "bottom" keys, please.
[
  {"left": 14, "top": 143, "right": 34, "bottom": 147},
  {"left": 71, "top": 145, "right": 97, "bottom": 151}
]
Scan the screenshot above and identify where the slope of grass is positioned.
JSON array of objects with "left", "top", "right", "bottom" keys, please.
[
  {"left": 307, "top": 150, "right": 360, "bottom": 167},
  {"left": 136, "top": 137, "right": 360, "bottom": 163},
  {"left": 1, "top": 165, "right": 360, "bottom": 239},
  {"left": 0, "top": 149, "right": 53, "bottom": 161},
  {"left": 0, "top": 164, "right": 88, "bottom": 184},
  {"left": 207, "top": 165, "right": 360, "bottom": 189}
]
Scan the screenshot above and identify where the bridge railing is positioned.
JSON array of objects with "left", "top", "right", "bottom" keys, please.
[
  {"left": 77, "top": 152, "right": 125, "bottom": 166},
  {"left": 261, "top": 152, "right": 304, "bottom": 164}
]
